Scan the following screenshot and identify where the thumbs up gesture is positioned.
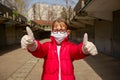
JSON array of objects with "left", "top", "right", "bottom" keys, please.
[
  {"left": 21, "top": 27, "right": 37, "bottom": 51},
  {"left": 82, "top": 33, "right": 98, "bottom": 56}
]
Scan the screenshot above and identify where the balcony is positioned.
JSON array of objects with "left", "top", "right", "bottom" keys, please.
[
  {"left": 69, "top": 0, "right": 94, "bottom": 28},
  {"left": 73, "top": 0, "right": 120, "bottom": 21},
  {"left": 74, "top": 0, "right": 91, "bottom": 15},
  {"left": 0, "top": 3, "right": 27, "bottom": 26}
]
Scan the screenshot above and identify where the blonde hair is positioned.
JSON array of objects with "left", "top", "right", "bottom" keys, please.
[{"left": 52, "top": 18, "right": 69, "bottom": 30}]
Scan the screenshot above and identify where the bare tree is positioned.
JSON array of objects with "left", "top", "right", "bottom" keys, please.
[
  {"left": 48, "top": 7, "right": 57, "bottom": 21},
  {"left": 33, "top": 4, "right": 36, "bottom": 20},
  {"left": 62, "top": 0, "right": 76, "bottom": 23},
  {"left": 22, "top": 0, "right": 31, "bottom": 16},
  {"left": 39, "top": 4, "right": 48, "bottom": 20},
  {"left": 32, "top": 3, "right": 49, "bottom": 20},
  {"left": 48, "top": 8, "right": 54, "bottom": 21},
  {"left": 14, "top": 0, "right": 31, "bottom": 16},
  {"left": 61, "top": 7, "right": 67, "bottom": 20},
  {"left": 61, "top": 5, "right": 74, "bottom": 22},
  {"left": 38, "top": 4, "right": 42, "bottom": 20},
  {"left": 31, "top": 2, "right": 64, "bottom": 20}
]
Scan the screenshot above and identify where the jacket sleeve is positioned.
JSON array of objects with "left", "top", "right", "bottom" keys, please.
[
  {"left": 70, "top": 42, "right": 88, "bottom": 60},
  {"left": 27, "top": 40, "right": 49, "bottom": 58}
]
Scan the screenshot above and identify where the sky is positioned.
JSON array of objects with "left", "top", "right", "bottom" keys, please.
[{"left": 28, "top": 0, "right": 79, "bottom": 8}]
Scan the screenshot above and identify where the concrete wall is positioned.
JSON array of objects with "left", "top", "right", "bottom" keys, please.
[
  {"left": 70, "top": 25, "right": 94, "bottom": 44},
  {"left": 5, "top": 25, "right": 16, "bottom": 45},
  {"left": 70, "top": 20, "right": 112, "bottom": 56},
  {"left": 0, "top": 24, "right": 25, "bottom": 46},
  {"left": 112, "top": 10, "right": 120, "bottom": 58},
  {"left": 95, "top": 19, "right": 112, "bottom": 55},
  {"left": 15, "top": 27, "right": 25, "bottom": 44},
  {"left": 0, "top": 24, "right": 6, "bottom": 48},
  {"left": 70, "top": 29, "right": 85, "bottom": 44}
]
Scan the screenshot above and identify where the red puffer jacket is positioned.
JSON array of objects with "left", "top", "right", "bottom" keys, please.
[{"left": 28, "top": 36, "right": 87, "bottom": 80}]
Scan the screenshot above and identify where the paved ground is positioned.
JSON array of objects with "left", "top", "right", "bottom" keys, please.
[{"left": 0, "top": 39, "right": 120, "bottom": 80}]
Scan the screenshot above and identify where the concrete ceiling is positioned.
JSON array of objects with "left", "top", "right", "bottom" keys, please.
[
  {"left": 70, "top": 0, "right": 120, "bottom": 28},
  {"left": 84, "top": 0, "right": 120, "bottom": 21},
  {"left": 70, "top": 21, "right": 86, "bottom": 28}
]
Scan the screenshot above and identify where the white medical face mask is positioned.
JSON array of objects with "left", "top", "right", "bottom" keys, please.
[{"left": 51, "top": 32, "right": 68, "bottom": 44}]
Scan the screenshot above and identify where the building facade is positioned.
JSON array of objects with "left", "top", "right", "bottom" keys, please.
[
  {"left": 70, "top": 0, "right": 120, "bottom": 58},
  {"left": 0, "top": 2, "right": 27, "bottom": 49},
  {"left": 27, "top": 3, "right": 64, "bottom": 21}
]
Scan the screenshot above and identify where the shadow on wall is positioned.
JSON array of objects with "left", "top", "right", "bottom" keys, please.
[
  {"left": 0, "top": 44, "right": 20, "bottom": 56},
  {"left": 0, "top": 31, "right": 51, "bottom": 56},
  {"left": 34, "top": 31, "right": 51, "bottom": 40},
  {"left": 69, "top": 31, "right": 120, "bottom": 79}
]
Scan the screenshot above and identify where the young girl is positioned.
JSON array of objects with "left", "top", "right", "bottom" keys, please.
[{"left": 21, "top": 18, "right": 98, "bottom": 80}]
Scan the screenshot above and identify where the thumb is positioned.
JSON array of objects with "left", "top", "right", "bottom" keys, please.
[
  {"left": 83, "top": 33, "right": 88, "bottom": 45},
  {"left": 26, "top": 27, "right": 34, "bottom": 39}
]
